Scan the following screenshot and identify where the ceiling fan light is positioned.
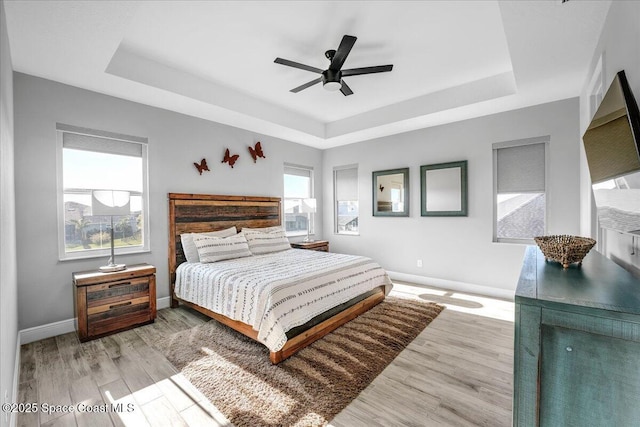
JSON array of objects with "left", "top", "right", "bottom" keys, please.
[{"left": 323, "top": 81, "right": 342, "bottom": 92}]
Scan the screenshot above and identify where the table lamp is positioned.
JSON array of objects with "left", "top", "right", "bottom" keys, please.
[
  {"left": 301, "top": 198, "right": 316, "bottom": 242},
  {"left": 92, "top": 190, "right": 130, "bottom": 272}
]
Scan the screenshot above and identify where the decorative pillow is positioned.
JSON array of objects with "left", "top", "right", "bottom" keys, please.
[
  {"left": 181, "top": 226, "right": 237, "bottom": 263},
  {"left": 192, "top": 233, "right": 252, "bottom": 263},
  {"left": 243, "top": 228, "right": 291, "bottom": 255}
]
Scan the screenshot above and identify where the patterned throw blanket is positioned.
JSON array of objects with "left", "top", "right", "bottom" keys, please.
[{"left": 175, "top": 249, "right": 393, "bottom": 351}]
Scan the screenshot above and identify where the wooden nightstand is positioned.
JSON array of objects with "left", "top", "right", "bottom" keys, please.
[
  {"left": 73, "top": 263, "right": 156, "bottom": 342},
  {"left": 290, "top": 240, "right": 329, "bottom": 252}
]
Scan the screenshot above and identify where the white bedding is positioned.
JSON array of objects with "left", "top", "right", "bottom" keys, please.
[{"left": 175, "top": 248, "right": 393, "bottom": 351}]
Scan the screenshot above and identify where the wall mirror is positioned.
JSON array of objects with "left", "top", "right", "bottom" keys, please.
[
  {"left": 373, "top": 168, "right": 409, "bottom": 216},
  {"left": 421, "top": 161, "right": 468, "bottom": 216}
]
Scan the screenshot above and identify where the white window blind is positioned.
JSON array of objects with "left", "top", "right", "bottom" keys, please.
[
  {"left": 496, "top": 143, "right": 545, "bottom": 194},
  {"left": 62, "top": 133, "right": 143, "bottom": 158},
  {"left": 335, "top": 167, "right": 358, "bottom": 200},
  {"left": 284, "top": 165, "right": 312, "bottom": 178}
]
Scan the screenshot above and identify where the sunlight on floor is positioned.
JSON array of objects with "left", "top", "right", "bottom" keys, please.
[
  {"left": 390, "top": 281, "right": 515, "bottom": 322},
  {"left": 102, "top": 373, "right": 232, "bottom": 427}
]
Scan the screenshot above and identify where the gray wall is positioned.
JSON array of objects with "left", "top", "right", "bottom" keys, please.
[
  {"left": 17, "top": 4, "right": 634, "bottom": 326},
  {"left": 0, "top": 0, "right": 18, "bottom": 424},
  {"left": 323, "top": 98, "right": 581, "bottom": 292},
  {"left": 579, "top": 0, "right": 640, "bottom": 275},
  {"left": 13, "top": 73, "right": 323, "bottom": 330}
]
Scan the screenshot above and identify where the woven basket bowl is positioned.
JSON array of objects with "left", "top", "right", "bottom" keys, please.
[{"left": 534, "top": 235, "right": 597, "bottom": 269}]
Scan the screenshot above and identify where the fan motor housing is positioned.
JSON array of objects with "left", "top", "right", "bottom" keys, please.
[{"left": 322, "top": 69, "right": 342, "bottom": 87}]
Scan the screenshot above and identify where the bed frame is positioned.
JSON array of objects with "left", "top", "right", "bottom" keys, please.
[{"left": 168, "top": 193, "right": 385, "bottom": 364}]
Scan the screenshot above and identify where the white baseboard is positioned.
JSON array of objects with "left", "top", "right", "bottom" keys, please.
[
  {"left": 386, "top": 271, "right": 515, "bottom": 301},
  {"left": 157, "top": 296, "right": 170, "bottom": 310},
  {"left": 19, "top": 318, "right": 76, "bottom": 345},
  {"left": 10, "top": 336, "right": 20, "bottom": 427},
  {"left": 19, "top": 297, "right": 172, "bottom": 346}
]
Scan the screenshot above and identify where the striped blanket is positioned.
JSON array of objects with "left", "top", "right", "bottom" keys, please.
[{"left": 175, "top": 248, "right": 393, "bottom": 351}]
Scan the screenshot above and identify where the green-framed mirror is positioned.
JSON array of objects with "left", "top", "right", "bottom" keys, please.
[
  {"left": 372, "top": 168, "right": 410, "bottom": 217},
  {"left": 420, "top": 161, "right": 468, "bottom": 216}
]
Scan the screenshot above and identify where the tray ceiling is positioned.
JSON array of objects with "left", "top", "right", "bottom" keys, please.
[{"left": 4, "top": 1, "right": 611, "bottom": 148}]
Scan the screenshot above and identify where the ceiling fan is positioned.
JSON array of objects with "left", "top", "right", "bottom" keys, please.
[{"left": 274, "top": 35, "right": 393, "bottom": 96}]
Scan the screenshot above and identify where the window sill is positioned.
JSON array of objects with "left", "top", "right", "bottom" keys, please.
[
  {"left": 59, "top": 247, "right": 150, "bottom": 262},
  {"left": 286, "top": 232, "right": 314, "bottom": 238},
  {"left": 335, "top": 232, "right": 360, "bottom": 236}
]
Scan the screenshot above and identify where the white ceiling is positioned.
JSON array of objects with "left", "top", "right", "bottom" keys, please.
[{"left": 4, "top": 0, "right": 611, "bottom": 149}]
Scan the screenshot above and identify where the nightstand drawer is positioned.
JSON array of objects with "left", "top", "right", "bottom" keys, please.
[
  {"left": 87, "top": 295, "right": 150, "bottom": 315},
  {"left": 86, "top": 277, "right": 150, "bottom": 309},
  {"left": 88, "top": 301, "right": 152, "bottom": 336}
]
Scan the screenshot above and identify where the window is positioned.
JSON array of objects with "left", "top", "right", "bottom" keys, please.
[
  {"left": 283, "top": 164, "right": 314, "bottom": 236},
  {"left": 57, "top": 124, "right": 149, "bottom": 260},
  {"left": 493, "top": 137, "right": 548, "bottom": 243},
  {"left": 588, "top": 54, "right": 604, "bottom": 119},
  {"left": 334, "top": 165, "right": 359, "bottom": 234}
]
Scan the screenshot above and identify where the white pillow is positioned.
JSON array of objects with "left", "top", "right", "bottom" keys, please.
[
  {"left": 181, "top": 226, "right": 237, "bottom": 263},
  {"left": 243, "top": 228, "right": 291, "bottom": 255},
  {"left": 192, "top": 233, "right": 252, "bottom": 263}
]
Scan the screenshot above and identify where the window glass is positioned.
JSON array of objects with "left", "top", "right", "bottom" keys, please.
[
  {"left": 58, "top": 125, "right": 149, "bottom": 259},
  {"left": 284, "top": 165, "right": 313, "bottom": 236},
  {"left": 496, "top": 193, "right": 546, "bottom": 240},
  {"left": 335, "top": 166, "right": 359, "bottom": 234}
]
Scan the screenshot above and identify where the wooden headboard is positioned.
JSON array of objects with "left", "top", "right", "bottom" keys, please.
[{"left": 168, "top": 193, "right": 282, "bottom": 307}]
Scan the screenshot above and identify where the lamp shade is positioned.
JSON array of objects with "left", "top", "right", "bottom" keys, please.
[
  {"left": 92, "top": 190, "right": 131, "bottom": 216},
  {"left": 301, "top": 198, "right": 317, "bottom": 214}
]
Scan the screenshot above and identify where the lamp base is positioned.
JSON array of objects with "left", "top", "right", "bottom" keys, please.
[{"left": 99, "top": 264, "right": 127, "bottom": 273}]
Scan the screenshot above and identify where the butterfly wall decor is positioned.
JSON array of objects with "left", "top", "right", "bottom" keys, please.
[
  {"left": 193, "top": 158, "right": 210, "bottom": 175},
  {"left": 248, "top": 141, "right": 266, "bottom": 163},
  {"left": 379, "top": 184, "right": 384, "bottom": 192},
  {"left": 222, "top": 148, "right": 240, "bottom": 168}
]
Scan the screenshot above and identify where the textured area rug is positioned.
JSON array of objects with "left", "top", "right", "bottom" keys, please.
[{"left": 160, "top": 297, "right": 444, "bottom": 427}]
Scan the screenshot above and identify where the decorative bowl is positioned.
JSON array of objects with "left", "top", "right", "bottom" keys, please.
[{"left": 534, "top": 235, "right": 597, "bottom": 269}]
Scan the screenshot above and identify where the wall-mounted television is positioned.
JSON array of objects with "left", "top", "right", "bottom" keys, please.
[{"left": 583, "top": 70, "right": 640, "bottom": 234}]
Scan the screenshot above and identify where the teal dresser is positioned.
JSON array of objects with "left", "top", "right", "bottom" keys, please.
[{"left": 514, "top": 246, "right": 640, "bottom": 426}]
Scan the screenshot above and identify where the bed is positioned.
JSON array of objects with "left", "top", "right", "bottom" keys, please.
[{"left": 168, "top": 193, "right": 392, "bottom": 363}]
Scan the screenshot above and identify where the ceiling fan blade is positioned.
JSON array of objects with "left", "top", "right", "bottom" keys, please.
[
  {"left": 340, "top": 80, "right": 354, "bottom": 96},
  {"left": 290, "top": 77, "right": 322, "bottom": 93},
  {"left": 342, "top": 64, "right": 393, "bottom": 77},
  {"left": 274, "top": 58, "right": 323, "bottom": 74},
  {"left": 330, "top": 35, "right": 357, "bottom": 71}
]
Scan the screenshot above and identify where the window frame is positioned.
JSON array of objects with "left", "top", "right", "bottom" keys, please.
[
  {"left": 492, "top": 136, "right": 549, "bottom": 244},
  {"left": 56, "top": 124, "right": 150, "bottom": 261},
  {"left": 283, "top": 163, "right": 314, "bottom": 238},
  {"left": 334, "top": 164, "right": 359, "bottom": 235}
]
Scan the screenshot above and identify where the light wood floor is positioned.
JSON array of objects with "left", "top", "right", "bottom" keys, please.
[{"left": 17, "top": 282, "right": 514, "bottom": 427}]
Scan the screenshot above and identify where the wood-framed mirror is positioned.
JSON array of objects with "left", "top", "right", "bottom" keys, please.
[
  {"left": 372, "top": 168, "right": 410, "bottom": 217},
  {"left": 420, "top": 161, "right": 468, "bottom": 216}
]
